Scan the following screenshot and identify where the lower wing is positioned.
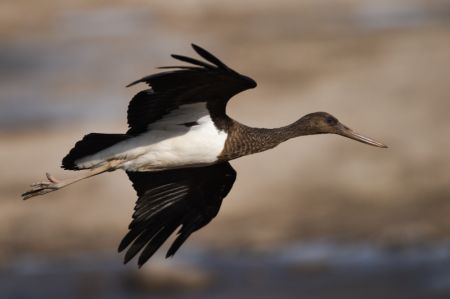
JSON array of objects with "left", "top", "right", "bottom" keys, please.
[{"left": 119, "top": 162, "right": 236, "bottom": 267}]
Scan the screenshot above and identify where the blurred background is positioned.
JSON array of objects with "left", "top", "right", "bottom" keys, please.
[{"left": 1, "top": 0, "right": 450, "bottom": 298}]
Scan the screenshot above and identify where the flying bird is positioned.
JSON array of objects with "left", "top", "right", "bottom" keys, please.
[{"left": 22, "top": 44, "right": 387, "bottom": 267}]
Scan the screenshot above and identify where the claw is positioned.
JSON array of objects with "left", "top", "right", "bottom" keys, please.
[
  {"left": 46, "top": 172, "right": 59, "bottom": 183},
  {"left": 22, "top": 180, "right": 60, "bottom": 200}
]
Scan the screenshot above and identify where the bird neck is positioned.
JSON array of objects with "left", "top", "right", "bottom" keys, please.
[
  {"left": 255, "top": 119, "right": 321, "bottom": 147},
  {"left": 219, "top": 119, "right": 321, "bottom": 160}
]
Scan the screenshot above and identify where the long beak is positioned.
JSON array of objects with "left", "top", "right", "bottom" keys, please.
[{"left": 337, "top": 125, "right": 388, "bottom": 148}]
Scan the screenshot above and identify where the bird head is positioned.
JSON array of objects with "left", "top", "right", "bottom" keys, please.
[{"left": 298, "top": 112, "right": 388, "bottom": 148}]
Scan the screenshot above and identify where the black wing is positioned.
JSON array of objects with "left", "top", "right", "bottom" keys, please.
[
  {"left": 119, "top": 162, "right": 237, "bottom": 267},
  {"left": 126, "top": 44, "right": 257, "bottom": 135}
]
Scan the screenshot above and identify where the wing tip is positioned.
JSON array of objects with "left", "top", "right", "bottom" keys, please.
[
  {"left": 165, "top": 245, "right": 177, "bottom": 258},
  {"left": 123, "top": 254, "right": 133, "bottom": 265},
  {"left": 126, "top": 79, "right": 141, "bottom": 88},
  {"left": 190, "top": 43, "right": 228, "bottom": 69},
  {"left": 171, "top": 53, "right": 215, "bottom": 69},
  {"left": 118, "top": 242, "right": 127, "bottom": 253},
  {"left": 190, "top": 43, "right": 201, "bottom": 52},
  {"left": 137, "top": 260, "right": 145, "bottom": 268}
]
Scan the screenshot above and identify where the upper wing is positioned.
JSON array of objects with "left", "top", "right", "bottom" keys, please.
[
  {"left": 126, "top": 44, "right": 257, "bottom": 135},
  {"left": 119, "top": 162, "right": 237, "bottom": 267}
]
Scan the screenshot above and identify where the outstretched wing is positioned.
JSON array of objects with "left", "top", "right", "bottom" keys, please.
[
  {"left": 119, "top": 162, "right": 237, "bottom": 267},
  {"left": 126, "top": 44, "right": 257, "bottom": 135}
]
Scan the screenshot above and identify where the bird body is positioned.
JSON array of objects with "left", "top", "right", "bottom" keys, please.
[
  {"left": 76, "top": 103, "right": 228, "bottom": 171},
  {"left": 23, "top": 44, "right": 387, "bottom": 267}
]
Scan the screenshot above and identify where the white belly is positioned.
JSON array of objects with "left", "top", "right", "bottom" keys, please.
[
  {"left": 75, "top": 103, "right": 227, "bottom": 171},
  {"left": 121, "top": 116, "right": 227, "bottom": 171}
]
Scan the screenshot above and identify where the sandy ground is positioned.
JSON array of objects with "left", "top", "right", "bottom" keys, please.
[{"left": 1, "top": 0, "right": 450, "bottom": 261}]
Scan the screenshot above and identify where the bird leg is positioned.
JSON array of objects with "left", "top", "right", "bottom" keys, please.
[{"left": 22, "top": 161, "right": 122, "bottom": 200}]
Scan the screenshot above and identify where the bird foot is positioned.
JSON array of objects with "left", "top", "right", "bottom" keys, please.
[{"left": 22, "top": 173, "right": 62, "bottom": 200}]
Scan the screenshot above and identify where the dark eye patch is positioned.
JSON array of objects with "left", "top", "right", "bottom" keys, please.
[{"left": 325, "top": 116, "right": 338, "bottom": 125}]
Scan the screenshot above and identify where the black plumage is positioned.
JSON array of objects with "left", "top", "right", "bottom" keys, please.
[
  {"left": 125, "top": 43, "right": 256, "bottom": 135},
  {"left": 62, "top": 133, "right": 129, "bottom": 170},
  {"left": 120, "top": 162, "right": 236, "bottom": 267}
]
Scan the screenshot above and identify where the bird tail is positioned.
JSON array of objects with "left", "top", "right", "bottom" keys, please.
[{"left": 62, "top": 133, "right": 129, "bottom": 170}]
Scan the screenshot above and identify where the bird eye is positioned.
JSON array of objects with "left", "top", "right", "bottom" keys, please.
[{"left": 325, "top": 116, "right": 337, "bottom": 125}]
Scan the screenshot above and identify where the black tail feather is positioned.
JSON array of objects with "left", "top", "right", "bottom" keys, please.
[{"left": 62, "top": 133, "right": 129, "bottom": 170}]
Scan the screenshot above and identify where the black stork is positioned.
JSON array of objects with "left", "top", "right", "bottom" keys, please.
[{"left": 22, "top": 44, "right": 387, "bottom": 267}]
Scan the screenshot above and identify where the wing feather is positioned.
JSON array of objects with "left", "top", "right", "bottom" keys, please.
[
  {"left": 120, "top": 162, "right": 237, "bottom": 267},
  {"left": 171, "top": 54, "right": 216, "bottom": 69},
  {"left": 191, "top": 43, "right": 229, "bottom": 69},
  {"left": 125, "top": 44, "right": 256, "bottom": 135}
]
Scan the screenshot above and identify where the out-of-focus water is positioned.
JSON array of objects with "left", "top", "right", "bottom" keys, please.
[{"left": 2, "top": 242, "right": 450, "bottom": 299}]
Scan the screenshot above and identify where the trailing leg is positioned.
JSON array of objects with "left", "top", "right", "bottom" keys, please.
[{"left": 22, "top": 161, "right": 122, "bottom": 200}]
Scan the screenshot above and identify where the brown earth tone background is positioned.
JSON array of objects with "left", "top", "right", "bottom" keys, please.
[{"left": 1, "top": 0, "right": 450, "bottom": 298}]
